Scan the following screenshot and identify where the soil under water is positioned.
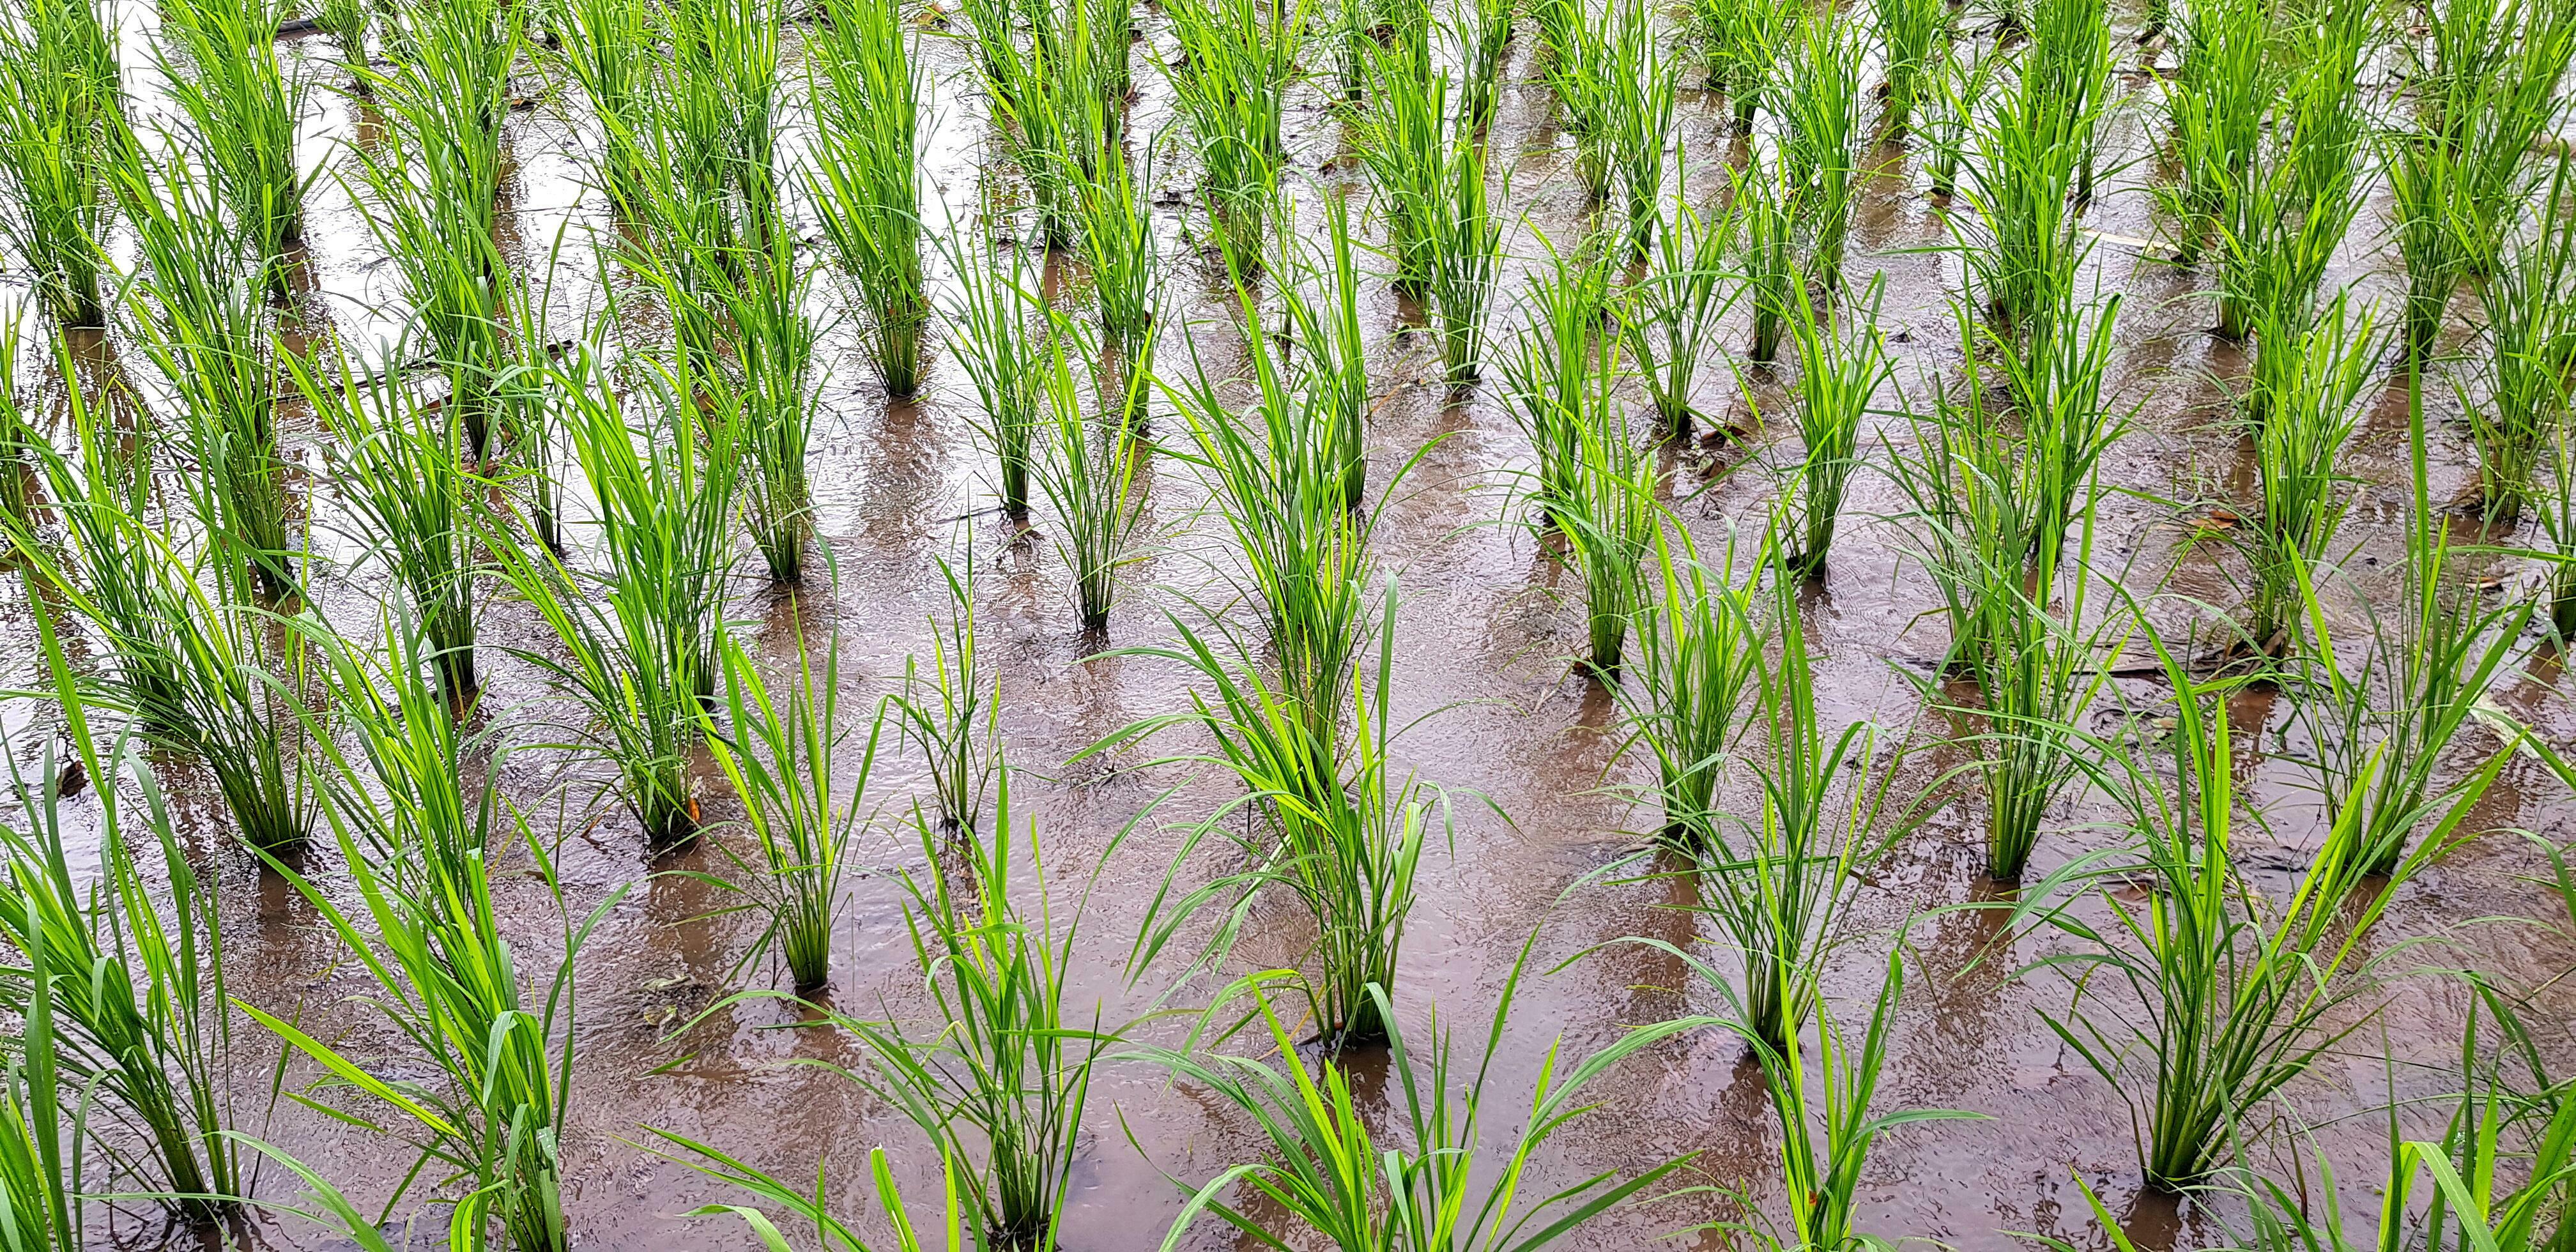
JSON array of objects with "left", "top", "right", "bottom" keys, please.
[{"left": 10, "top": 2, "right": 2576, "bottom": 1248}]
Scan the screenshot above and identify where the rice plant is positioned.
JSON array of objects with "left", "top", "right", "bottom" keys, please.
[
  {"left": 1535, "top": 0, "right": 1612, "bottom": 199},
  {"left": 1946, "top": 0, "right": 2105, "bottom": 335},
  {"left": 1751, "top": 274, "right": 1892, "bottom": 581},
  {"left": 0, "top": 0, "right": 117, "bottom": 326},
  {"left": 2029, "top": 619, "right": 2469, "bottom": 1192},
  {"left": 2242, "top": 293, "right": 2377, "bottom": 650},
  {"left": 1451, "top": 0, "right": 1511, "bottom": 132},
  {"left": 1027, "top": 321, "right": 1153, "bottom": 632},
  {"left": 1871, "top": 0, "right": 1947, "bottom": 138},
  {"left": 155, "top": 0, "right": 310, "bottom": 287},
  {"left": 1560, "top": 363, "right": 1655, "bottom": 677},
  {"left": 1920, "top": 38, "right": 1994, "bottom": 199},
  {"left": 1161, "top": 0, "right": 1301, "bottom": 270},
  {"left": 946, "top": 222, "right": 1044, "bottom": 517},
  {"left": 556, "top": 0, "right": 655, "bottom": 206},
  {"left": 345, "top": 0, "right": 516, "bottom": 460},
  {"left": 721, "top": 213, "right": 822, "bottom": 584},
  {"left": 491, "top": 346, "right": 739, "bottom": 850},
  {"left": 2464, "top": 155, "right": 2576, "bottom": 523},
  {"left": 0, "top": 656, "right": 243, "bottom": 1221},
  {"left": 1699, "top": 947, "right": 1984, "bottom": 1251},
  {"left": 314, "top": 0, "right": 371, "bottom": 78},
  {"left": 1603, "top": 0, "right": 1675, "bottom": 261},
  {"left": 2412, "top": 0, "right": 2576, "bottom": 281},
  {"left": 1099, "top": 586, "right": 1445, "bottom": 1048},
  {"left": 2158, "top": 0, "right": 2269, "bottom": 263},
  {"left": 1503, "top": 238, "right": 1613, "bottom": 529},
  {"left": 1772, "top": 8, "right": 1864, "bottom": 287},
  {"left": 1278, "top": 194, "right": 1372, "bottom": 510},
  {"left": 796, "top": 764, "right": 1120, "bottom": 1250},
  {"left": 1167, "top": 286, "right": 1383, "bottom": 724},
  {"left": 1427, "top": 130, "right": 1500, "bottom": 387},
  {"left": 0, "top": 952, "right": 75, "bottom": 1250},
  {"left": 1356, "top": 43, "right": 1448, "bottom": 294},
  {"left": 894, "top": 560, "right": 995, "bottom": 834},
  {"left": 2005, "top": 287, "right": 2125, "bottom": 572},
  {"left": 250, "top": 617, "right": 613, "bottom": 1252},
  {"left": 1624, "top": 181, "right": 1734, "bottom": 439},
  {"left": 2205, "top": 0, "right": 2368, "bottom": 351},
  {"left": 1694, "top": 0, "right": 1794, "bottom": 128},
  {"left": 1735, "top": 153, "right": 1797, "bottom": 364},
  {"left": 702, "top": 622, "right": 885, "bottom": 993},
  {"left": 2545, "top": 416, "right": 2576, "bottom": 640},
  {"left": 2383, "top": 128, "right": 2477, "bottom": 369},
  {"left": 2290, "top": 377, "right": 2528, "bottom": 880},
  {"left": 1071, "top": 125, "right": 1158, "bottom": 350},
  {"left": 1131, "top": 948, "right": 1701, "bottom": 1251},
  {"left": 658, "top": 0, "right": 781, "bottom": 243},
  {"left": 1614, "top": 520, "right": 1763, "bottom": 847},
  {"left": 1655, "top": 557, "right": 1897, "bottom": 1060},
  {"left": 111, "top": 144, "right": 300, "bottom": 600},
  {"left": 291, "top": 342, "right": 483, "bottom": 709},
  {"left": 808, "top": 0, "right": 926, "bottom": 397}
]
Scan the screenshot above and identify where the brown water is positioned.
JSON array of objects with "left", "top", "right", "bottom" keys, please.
[{"left": 13, "top": 3, "right": 2576, "bottom": 1249}]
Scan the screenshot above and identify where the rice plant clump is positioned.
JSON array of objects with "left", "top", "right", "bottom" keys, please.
[
  {"left": 807, "top": 0, "right": 927, "bottom": 397},
  {"left": 2242, "top": 294, "right": 2377, "bottom": 651},
  {"left": 0, "top": 0, "right": 118, "bottom": 326},
  {"left": 1162, "top": 0, "right": 1301, "bottom": 270},
  {"left": 1028, "top": 321, "right": 1154, "bottom": 634},
  {"left": 155, "top": 0, "right": 310, "bottom": 287},
  {"left": 1750, "top": 275, "right": 1893, "bottom": 582}
]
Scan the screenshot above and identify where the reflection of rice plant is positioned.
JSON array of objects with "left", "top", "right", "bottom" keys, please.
[{"left": 0, "top": 0, "right": 117, "bottom": 326}]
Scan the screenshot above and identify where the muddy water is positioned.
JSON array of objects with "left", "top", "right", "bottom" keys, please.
[{"left": 11, "top": 2, "right": 2576, "bottom": 1248}]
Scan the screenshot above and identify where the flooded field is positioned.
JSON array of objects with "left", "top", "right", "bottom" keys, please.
[{"left": 3, "top": 0, "right": 2574, "bottom": 1247}]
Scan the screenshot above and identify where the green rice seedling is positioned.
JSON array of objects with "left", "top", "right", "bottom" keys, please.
[
  {"left": 1167, "top": 287, "right": 1383, "bottom": 724},
  {"left": 1941, "top": 452, "right": 2124, "bottom": 883},
  {"left": 1027, "top": 320, "right": 1153, "bottom": 632},
  {"left": 155, "top": 0, "right": 310, "bottom": 286},
  {"left": 491, "top": 346, "right": 739, "bottom": 850},
  {"left": 252, "top": 618, "right": 620, "bottom": 1252},
  {"left": 895, "top": 560, "right": 995, "bottom": 833},
  {"left": 1920, "top": 38, "right": 1994, "bottom": 199},
  {"left": 1278, "top": 194, "right": 1372, "bottom": 510},
  {"left": 808, "top": 0, "right": 926, "bottom": 397},
  {"left": 1100, "top": 586, "right": 1446, "bottom": 1047},
  {"left": 1614, "top": 519, "right": 1763, "bottom": 846},
  {"left": 290, "top": 342, "right": 483, "bottom": 709},
  {"left": 2242, "top": 293, "right": 2377, "bottom": 650},
  {"left": 1701, "top": 947, "right": 1984, "bottom": 1251},
  {"left": 1887, "top": 324, "right": 2029, "bottom": 683},
  {"left": 1945, "top": 32, "right": 2096, "bottom": 336},
  {"left": 0, "top": 648, "right": 243, "bottom": 1221},
  {"left": 720, "top": 213, "right": 822, "bottom": 584},
  {"left": 979, "top": 6, "right": 1086, "bottom": 249},
  {"left": 1735, "top": 153, "right": 1797, "bottom": 363},
  {"left": 2464, "top": 156, "right": 2576, "bottom": 523},
  {"left": 1426, "top": 129, "right": 1501, "bottom": 388},
  {"left": 1356, "top": 43, "right": 1448, "bottom": 294},
  {"left": 314, "top": 0, "right": 371, "bottom": 78},
  {"left": 0, "top": 926, "right": 75, "bottom": 1250},
  {"left": 1131, "top": 949, "right": 1701, "bottom": 1251},
  {"left": 1501, "top": 235, "right": 1613, "bottom": 524},
  {"left": 702, "top": 623, "right": 885, "bottom": 993},
  {"left": 791, "top": 764, "right": 1123, "bottom": 1249},
  {"left": 2382, "top": 130, "right": 2478, "bottom": 369},
  {"left": 661, "top": 0, "right": 781, "bottom": 240},
  {"left": 109, "top": 144, "right": 300, "bottom": 599},
  {"left": 655, "top": 1148, "right": 977, "bottom": 1252},
  {"left": 1071, "top": 125, "right": 1158, "bottom": 350},
  {"left": 0, "top": 314, "right": 42, "bottom": 525},
  {"left": 2028, "top": 619, "right": 2472, "bottom": 1192},
  {"left": 2002, "top": 288, "right": 2125, "bottom": 570},
  {"left": 1623, "top": 180, "right": 1735, "bottom": 439},
  {"left": 945, "top": 222, "right": 1045, "bottom": 517},
  {"left": 1773, "top": 8, "right": 1864, "bottom": 287},
  {"left": 556, "top": 0, "right": 655, "bottom": 205},
  {"left": 0, "top": 0, "right": 117, "bottom": 326},
  {"left": 346, "top": 0, "right": 517, "bottom": 461},
  {"left": 1451, "top": 0, "right": 1511, "bottom": 132},
  {"left": 1538, "top": 6, "right": 1615, "bottom": 202},
  {"left": 1647, "top": 556, "right": 1897, "bottom": 1059},
  {"left": 1561, "top": 362, "right": 1656, "bottom": 676},
  {"left": 1748, "top": 273, "right": 1892, "bottom": 581},
  {"left": 1871, "top": 0, "right": 1947, "bottom": 137},
  {"left": 2157, "top": 0, "right": 2269, "bottom": 262},
  {"left": 1162, "top": 0, "right": 1303, "bottom": 271},
  {"left": 2426, "top": 0, "right": 2576, "bottom": 281},
  {"left": 2290, "top": 376, "right": 2528, "bottom": 880},
  {"left": 2207, "top": 0, "right": 2368, "bottom": 351},
  {"left": 1694, "top": 0, "right": 1794, "bottom": 128},
  {"left": 491, "top": 277, "right": 570, "bottom": 553},
  {"left": 1603, "top": 0, "right": 1675, "bottom": 261},
  {"left": 2025, "top": 0, "right": 2110, "bottom": 204}
]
